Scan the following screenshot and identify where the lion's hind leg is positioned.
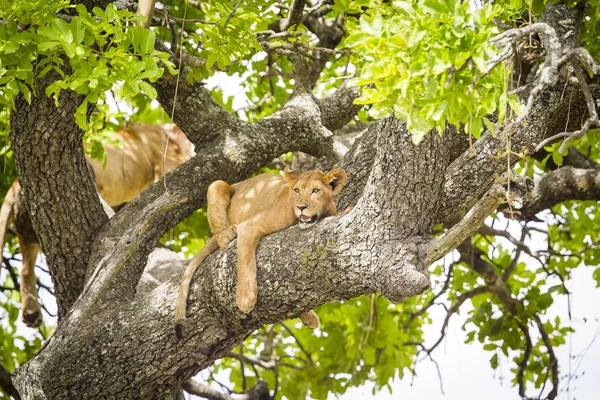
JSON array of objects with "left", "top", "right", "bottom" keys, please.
[
  {"left": 207, "top": 180, "right": 237, "bottom": 249},
  {"left": 19, "top": 234, "right": 42, "bottom": 328}
]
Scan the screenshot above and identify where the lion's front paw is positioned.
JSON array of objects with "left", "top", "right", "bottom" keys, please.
[
  {"left": 216, "top": 225, "right": 238, "bottom": 249},
  {"left": 300, "top": 310, "right": 320, "bottom": 329},
  {"left": 22, "top": 308, "right": 42, "bottom": 328},
  {"left": 236, "top": 280, "right": 258, "bottom": 313}
]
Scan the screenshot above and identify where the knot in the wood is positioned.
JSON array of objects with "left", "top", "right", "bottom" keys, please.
[{"left": 372, "top": 238, "right": 430, "bottom": 303}]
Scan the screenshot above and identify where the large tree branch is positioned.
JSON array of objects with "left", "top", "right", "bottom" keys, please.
[
  {"left": 86, "top": 87, "right": 359, "bottom": 307},
  {"left": 278, "top": 0, "right": 307, "bottom": 31},
  {"left": 437, "top": 79, "right": 599, "bottom": 225},
  {"left": 532, "top": 147, "right": 597, "bottom": 170},
  {"left": 15, "top": 112, "right": 454, "bottom": 398},
  {"left": 518, "top": 166, "right": 600, "bottom": 219}
]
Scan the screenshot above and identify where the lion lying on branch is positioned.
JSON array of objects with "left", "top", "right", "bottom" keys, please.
[{"left": 174, "top": 168, "right": 349, "bottom": 339}]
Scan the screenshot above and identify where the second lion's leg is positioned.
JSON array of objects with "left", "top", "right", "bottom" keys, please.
[
  {"left": 207, "top": 180, "right": 237, "bottom": 249},
  {"left": 19, "top": 234, "right": 42, "bottom": 328}
]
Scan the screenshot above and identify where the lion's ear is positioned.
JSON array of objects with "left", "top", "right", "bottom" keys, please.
[
  {"left": 283, "top": 168, "right": 300, "bottom": 186},
  {"left": 324, "top": 168, "right": 347, "bottom": 196}
]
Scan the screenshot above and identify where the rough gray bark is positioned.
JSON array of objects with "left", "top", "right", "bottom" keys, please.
[
  {"left": 518, "top": 165, "right": 600, "bottom": 219},
  {"left": 12, "top": 97, "right": 591, "bottom": 398},
  {"left": 9, "top": 70, "right": 108, "bottom": 318}
]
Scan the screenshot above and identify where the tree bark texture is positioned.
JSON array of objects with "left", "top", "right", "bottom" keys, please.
[
  {"left": 9, "top": 70, "right": 108, "bottom": 318},
  {"left": 8, "top": 2, "right": 600, "bottom": 398}
]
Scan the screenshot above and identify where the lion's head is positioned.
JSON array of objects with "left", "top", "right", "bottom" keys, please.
[{"left": 283, "top": 168, "right": 348, "bottom": 229}]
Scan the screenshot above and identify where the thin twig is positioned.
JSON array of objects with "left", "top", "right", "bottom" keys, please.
[
  {"left": 279, "top": 322, "right": 313, "bottom": 365},
  {"left": 225, "top": 0, "right": 244, "bottom": 25},
  {"left": 516, "top": 321, "right": 533, "bottom": 398},
  {"left": 405, "top": 263, "right": 455, "bottom": 328},
  {"left": 163, "top": 1, "right": 189, "bottom": 192}
]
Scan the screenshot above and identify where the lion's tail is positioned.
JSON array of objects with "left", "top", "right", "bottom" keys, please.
[
  {"left": 0, "top": 180, "right": 21, "bottom": 268},
  {"left": 174, "top": 236, "right": 219, "bottom": 340}
]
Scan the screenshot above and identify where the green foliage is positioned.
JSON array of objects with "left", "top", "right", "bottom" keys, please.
[
  {"left": 346, "top": 0, "right": 511, "bottom": 142},
  {"left": 161, "top": 207, "right": 211, "bottom": 257},
  {"left": 0, "top": 2, "right": 175, "bottom": 130},
  {"left": 580, "top": 0, "right": 600, "bottom": 62},
  {"left": 212, "top": 295, "right": 424, "bottom": 399}
]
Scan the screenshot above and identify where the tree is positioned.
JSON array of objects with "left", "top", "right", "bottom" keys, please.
[{"left": 1, "top": 0, "right": 600, "bottom": 399}]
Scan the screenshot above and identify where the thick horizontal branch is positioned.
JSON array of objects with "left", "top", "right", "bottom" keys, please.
[
  {"left": 16, "top": 108, "right": 455, "bottom": 399},
  {"left": 518, "top": 166, "right": 600, "bottom": 219},
  {"left": 16, "top": 201, "right": 436, "bottom": 398},
  {"left": 87, "top": 88, "right": 360, "bottom": 307}
]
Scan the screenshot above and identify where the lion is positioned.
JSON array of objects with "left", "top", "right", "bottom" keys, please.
[
  {"left": 174, "top": 168, "right": 348, "bottom": 340},
  {"left": 89, "top": 122, "right": 194, "bottom": 207},
  {"left": 0, "top": 122, "right": 194, "bottom": 327}
]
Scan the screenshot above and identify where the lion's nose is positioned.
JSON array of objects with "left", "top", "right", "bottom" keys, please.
[{"left": 297, "top": 205, "right": 307, "bottom": 211}]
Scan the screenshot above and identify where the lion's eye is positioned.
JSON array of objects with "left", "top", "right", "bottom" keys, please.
[
  {"left": 313, "top": 189, "right": 320, "bottom": 194},
  {"left": 294, "top": 188, "right": 300, "bottom": 194}
]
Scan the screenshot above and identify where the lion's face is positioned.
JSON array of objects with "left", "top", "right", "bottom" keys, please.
[{"left": 284, "top": 168, "right": 348, "bottom": 229}]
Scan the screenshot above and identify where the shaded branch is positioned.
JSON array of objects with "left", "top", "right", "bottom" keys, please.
[
  {"left": 517, "top": 166, "right": 600, "bottom": 220},
  {"left": 182, "top": 379, "right": 269, "bottom": 400},
  {"left": 0, "top": 364, "right": 20, "bottom": 400},
  {"left": 531, "top": 147, "right": 597, "bottom": 170},
  {"left": 517, "top": 321, "right": 533, "bottom": 399},
  {"left": 278, "top": 0, "right": 307, "bottom": 31}
]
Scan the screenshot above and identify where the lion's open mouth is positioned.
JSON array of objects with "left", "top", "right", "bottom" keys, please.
[{"left": 298, "top": 214, "right": 318, "bottom": 226}]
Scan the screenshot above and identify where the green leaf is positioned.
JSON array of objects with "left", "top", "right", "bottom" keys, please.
[
  {"left": 551, "top": 151, "right": 563, "bottom": 167},
  {"left": 62, "top": 42, "right": 76, "bottom": 58},
  {"left": 206, "top": 54, "right": 218, "bottom": 69},
  {"left": 531, "top": 0, "right": 547, "bottom": 15},
  {"left": 139, "top": 81, "right": 157, "bottom": 99},
  {"left": 490, "top": 353, "right": 499, "bottom": 369},
  {"left": 508, "top": 94, "right": 525, "bottom": 115},
  {"left": 38, "top": 41, "right": 60, "bottom": 51},
  {"left": 71, "top": 17, "right": 85, "bottom": 45},
  {"left": 52, "top": 17, "right": 72, "bottom": 43},
  {"left": 593, "top": 267, "right": 600, "bottom": 287},
  {"left": 139, "top": 29, "right": 155, "bottom": 54},
  {"left": 536, "top": 293, "right": 554, "bottom": 310},
  {"left": 483, "top": 116, "right": 495, "bottom": 136}
]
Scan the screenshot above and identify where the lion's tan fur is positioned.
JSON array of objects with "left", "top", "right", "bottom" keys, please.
[
  {"left": 89, "top": 122, "right": 194, "bottom": 207},
  {"left": 174, "top": 168, "right": 348, "bottom": 339}
]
